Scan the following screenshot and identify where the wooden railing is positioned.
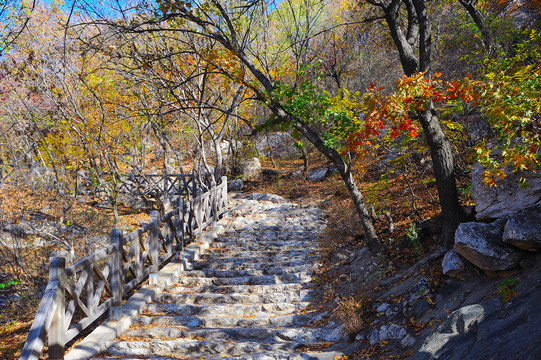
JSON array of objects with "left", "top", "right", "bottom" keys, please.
[
  {"left": 117, "top": 172, "right": 198, "bottom": 200},
  {"left": 19, "top": 176, "right": 228, "bottom": 360}
]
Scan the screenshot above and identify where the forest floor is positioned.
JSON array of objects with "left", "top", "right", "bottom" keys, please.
[{"left": 0, "top": 153, "right": 535, "bottom": 359}]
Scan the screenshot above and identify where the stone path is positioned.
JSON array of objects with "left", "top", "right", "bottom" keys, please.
[{"left": 90, "top": 193, "right": 348, "bottom": 360}]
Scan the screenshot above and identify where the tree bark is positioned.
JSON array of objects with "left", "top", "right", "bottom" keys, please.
[
  {"left": 418, "top": 103, "right": 461, "bottom": 248},
  {"left": 383, "top": 0, "right": 419, "bottom": 76},
  {"left": 458, "top": 0, "right": 495, "bottom": 54}
]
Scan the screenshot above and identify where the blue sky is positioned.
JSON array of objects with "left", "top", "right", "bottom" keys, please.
[{"left": 42, "top": 0, "right": 140, "bottom": 20}]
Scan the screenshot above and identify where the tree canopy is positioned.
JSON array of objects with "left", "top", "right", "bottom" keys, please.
[{"left": 0, "top": 0, "right": 539, "bottom": 251}]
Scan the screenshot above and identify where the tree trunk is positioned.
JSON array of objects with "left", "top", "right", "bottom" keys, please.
[
  {"left": 292, "top": 119, "right": 383, "bottom": 252},
  {"left": 210, "top": 20, "right": 382, "bottom": 252},
  {"left": 458, "top": 0, "right": 495, "bottom": 54},
  {"left": 214, "top": 138, "right": 223, "bottom": 180},
  {"left": 376, "top": 0, "right": 461, "bottom": 249},
  {"left": 418, "top": 102, "right": 460, "bottom": 248},
  {"left": 384, "top": 2, "right": 419, "bottom": 76}
]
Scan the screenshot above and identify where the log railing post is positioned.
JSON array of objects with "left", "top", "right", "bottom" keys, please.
[
  {"left": 210, "top": 180, "right": 217, "bottom": 228},
  {"left": 176, "top": 199, "right": 185, "bottom": 258},
  {"left": 48, "top": 257, "right": 66, "bottom": 360},
  {"left": 109, "top": 229, "right": 123, "bottom": 321},
  {"left": 195, "top": 195, "right": 203, "bottom": 235},
  {"left": 149, "top": 210, "right": 160, "bottom": 286},
  {"left": 222, "top": 176, "right": 228, "bottom": 219}
]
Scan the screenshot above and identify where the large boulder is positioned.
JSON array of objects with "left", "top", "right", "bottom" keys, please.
[
  {"left": 255, "top": 132, "right": 297, "bottom": 158},
  {"left": 241, "top": 158, "right": 262, "bottom": 180},
  {"left": 228, "top": 179, "right": 244, "bottom": 191},
  {"left": 503, "top": 204, "right": 541, "bottom": 251},
  {"left": 454, "top": 220, "right": 523, "bottom": 272},
  {"left": 471, "top": 162, "right": 541, "bottom": 220},
  {"left": 306, "top": 168, "right": 327, "bottom": 182}
]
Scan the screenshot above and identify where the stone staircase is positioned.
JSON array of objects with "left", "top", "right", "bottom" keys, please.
[{"left": 90, "top": 194, "right": 348, "bottom": 360}]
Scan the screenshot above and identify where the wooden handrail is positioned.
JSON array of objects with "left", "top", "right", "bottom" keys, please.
[{"left": 19, "top": 176, "right": 228, "bottom": 360}]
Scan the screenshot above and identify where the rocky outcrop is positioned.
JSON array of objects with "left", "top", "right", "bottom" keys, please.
[
  {"left": 471, "top": 163, "right": 541, "bottom": 220},
  {"left": 415, "top": 304, "right": 485, "bottom": 360},
  {"left": 503, "top": 204, "right": 541, "bottom": 251},
  {"left": 454, "top": 220, "right": 524, "bottom": 272},
  {"left": 413, "top": 266, "right": 541, "bottom": 360}
]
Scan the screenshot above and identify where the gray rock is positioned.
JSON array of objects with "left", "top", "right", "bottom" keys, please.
[
  {"left": 380, "top": 324, "right": 407, "bottom": 341},
  {"left": 242, "top": 158, "right": 262, "bottom": 180},
  {"left": 455, "top": 220, "right": 524, "bottom": 271},
  {"left": 403, "top": 278, "right": 431, "bottom": 312},
  {"left": 376, "top": 303, "right": 390, "bottom": 313},
  {"left": 385, "top": 304, "right": 399, "bottom": 317},
  {"left": 324, "top": 324, "right": 347, "bottom": 342},
  {"left": 228, "top": 179, "right": 244, "bottom": 191},
  {"left": 219, "top": 140, "right": 242, "bottom": 161},
  {"left": 378, "top": 325, "right": 391, "bottom": 342},
  {"left": 503, "top": 204, "right": 541, "bottom": 251},
  {"left": 369, "top": 328, "right": 380, "bottom": 345},
  {"left": 442, "top": 249, "right": 466, "bottom": 279},
  {"left": 324, "top": 321, "right": 336, "bottom": 330},
  {"left": 248, "top": 193, "right": 287, "bottom": 203},
  {"left": 306, "top": 168, "right": 327, "bottom": 182},
  {"left": 368, "top": 324, "right": 406, "bottom": 346},
  {"left": 401, "top": 334, "right": 415, "bottom": 348},
  {"left": 410, "top": 300, "right": 430, "bottom": 321},
  {"left": 471, "top": 162, "right": 541, "bottom": 220}
]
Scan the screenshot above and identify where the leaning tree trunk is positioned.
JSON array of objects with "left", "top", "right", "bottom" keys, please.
[
  {"left": 292, "top": 119, "right": 383, "bottom": 253},
  {"left": 458, "top": 0, "right": 495, "bottom": 54},
  {"left": 211, "top": 30, "right": 383, "bottom": 252}
]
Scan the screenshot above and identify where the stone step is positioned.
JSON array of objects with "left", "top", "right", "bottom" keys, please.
[
  {"left": 209, "top": 242, "right": 319, "bottom": 252},
  {"left": 124, "top": 326, "right": 325, "bottom": 344},
  {"left": 96, "top": 350, "right": 313, "bottom": 360},
  {"left": 202, "top": 252, "right": 318, "bottom": 264},
  {"left": 203, "top": 248, "right": 317, "bottom": 258},
  {"left": 199, "top": 259, "right": 317, "bottom": 271},
  {"left": 203, "top": 248, "right": 315, "bottom": 258},
  {"left": 226, "top": 221, "right": 325, "bottom": 233},
  {"left": 226, "top": 218, "right": 325, "bottom": 229},
  {"left": 145, "top": 302, "right": 311, "bottom": 317},
  {"left": 226, "top": 225, "right": 326, "bottom": 235},
  {"left": 214, "top": 234, "right": 321, "bottom": 244},
  {"left": 183, "top": 265, "right": 317, "bottom": 278},
  {"left": 105, "top": 337, "right": 329, "bottom": 358},
  {"left": 135, "top": 311, "right": 319, "bottom": 328},
  {"left": 158, "top": 290, "right": 314, "bottom": 305},
  {"left": 80, "top": 198, "right": 337, "bottom": 360},
  {"left": 166, "top": 283, "right": 309, "bottom": 295},
  {"left": 174, "top": 273, "right": 312, "bottom": 287}
]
